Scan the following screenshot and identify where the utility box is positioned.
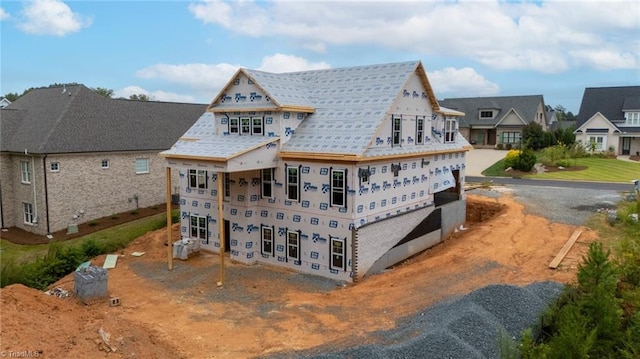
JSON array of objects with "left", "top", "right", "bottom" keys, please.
[{"left": 74, "top": 266, "right": 108, "bottom": 304}]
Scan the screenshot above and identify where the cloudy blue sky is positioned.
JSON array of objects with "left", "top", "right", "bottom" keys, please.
[{"left": 1, "top": 0, "right": 638, "bottom": 113}]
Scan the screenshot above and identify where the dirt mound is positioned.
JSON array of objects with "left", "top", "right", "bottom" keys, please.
[{"left": 0, "top": 194, "right": 598, "bottom": 359}]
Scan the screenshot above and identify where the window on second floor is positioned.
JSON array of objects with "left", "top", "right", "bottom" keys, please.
[
  {"left": 416, "top": 116, "right": 425, "bottom": 145},
  {"left": 101, "top": 159, "right": 110, "bottom": 169},
  {"left": 50, "top": 162, "right": 60, "bottom": 172},
  {"left": 392, "top": 116, "right": 401, "bottom": 146},
  {"left": 261, "top": 168, "right": 273, "bottom": 198},
  {"left": 135, "top": 158, "right": 149, "bottom": 174},
  {"left": 625, "top": 112, "right": 640, "bottom": 125},
  {"left": 189, "top": 169, "right": 208, "bottom": 189},
  {"left": 252, "top": 117, "right": 263, "bottom": 135},
  {"left": 286, "top": 165, "right": 300, "bottom": 201},
  {"left": 20, "top": 161, "right": 31, "bottom": 184},
  {"left": 330, "top": 168, "right": 346, "bottom": 207},
  {"left": 444, "top": 118, "right": 457, "bottom": 143},
  {"left": 223, "top": 173, "right": 231, "bottom": 199}
]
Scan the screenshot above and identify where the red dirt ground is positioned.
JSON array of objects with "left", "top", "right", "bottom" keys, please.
[{"left": 0, "top": 194, "right": 599, "bottom": 359}]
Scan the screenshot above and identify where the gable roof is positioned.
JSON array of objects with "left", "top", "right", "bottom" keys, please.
[
  {"left": 576, "top": 86, "right": 640, "bottom": 128},
  {"left": 191, "top": 61, "right": 447, "bottom": 158},
  {"left": 1, "top": 85, "right": 207, "bottom": 154},
  {"left": 439, "top": 95, "right": 544, "bottom": 128}
]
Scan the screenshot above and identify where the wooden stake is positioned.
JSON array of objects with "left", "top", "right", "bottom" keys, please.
[
  {"left": 549, "top": 230, "right": 582, "bottom": 269},
  {"left": 166, "top": 167, "right": 173, "bottom": 271}
]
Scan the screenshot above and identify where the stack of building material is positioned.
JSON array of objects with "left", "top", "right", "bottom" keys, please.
[{"left": 73, "top": 266, "right": 108, "bottom": 304}]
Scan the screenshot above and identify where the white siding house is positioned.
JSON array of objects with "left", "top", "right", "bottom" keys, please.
[{"left": 161, "top": 61, "right": 471, "bottom": 282}]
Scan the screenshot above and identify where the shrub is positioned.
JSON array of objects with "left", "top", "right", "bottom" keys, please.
[
  {"left": 540, "top": 144, "right": 568, "bottom": 165},
  {"left": 496, "top": 143, "right": 504, "bottom": 150},
  {"left": 88, "top": 220, "right": 98, "bottom": 226},
  {"left": 130, "top": 210, "right": 139, "bottom": 215},
  {"left": 111, "top": 214, "right": 119, "bottom": 220},
  {"left": 505, "top": 143, "right": 512, "bottom": 150},
  {"left": 514, "top": 148, "right": 537, "bottom": 172},
  {"left": 504, "top": 149, "right": 521, "bottom": 169},
  {"left": 555, "top": 160, "right": 571, "bottom": 168}
]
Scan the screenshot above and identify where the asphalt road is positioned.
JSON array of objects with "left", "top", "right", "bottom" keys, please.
[{"left": 466, "top": 176, "right": 636, "bottom": 192}]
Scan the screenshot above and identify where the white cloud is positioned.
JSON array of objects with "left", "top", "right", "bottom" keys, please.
[
  {"left": 428, "top": 67, "right": 500, "bottom": 98},
  {"left": 257, "top": 54, "right": 331, "bottom": 73},
  {"left": 114, "top": 86, "right": 196, "bottom": 103},
  {"left": 134, "top": 54, "right": 331, "bottom": 102},
  {"left": 0, "top": 7, "right": 10, "bottom": 21},
  {"left": 188, "top": 0, "right": 640, "bottom": 72},
  {"left": 18, "top": 0, "right": 92, "bottom": 36}
]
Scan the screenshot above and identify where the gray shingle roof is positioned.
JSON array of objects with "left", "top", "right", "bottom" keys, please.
[
  {"left": 576, "top": 86, "right": 640, "bottom": 127},
  {"left": 439, "top": 95, "right": 544, "bottom": 128},
  {"left": 1, "top": 85, "right": 207, "bottom": 154}
]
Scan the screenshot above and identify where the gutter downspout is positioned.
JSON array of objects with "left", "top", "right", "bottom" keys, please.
[
  {"left": 31, "top": 155, "right": 38, "bottom": 227},
  {"left": 0, "top": 179, "right": 5, "bottom": 229},
  {"left": 42, "top": 154, "right": 51, "bottom": 234}
]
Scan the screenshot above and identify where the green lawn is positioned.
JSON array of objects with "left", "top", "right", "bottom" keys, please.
[
  {"left": 0, "top": 212, "right": 169, "bottom": 266},
  {"left": 482, "top": 157, "right": 640, "bottom": 182}
]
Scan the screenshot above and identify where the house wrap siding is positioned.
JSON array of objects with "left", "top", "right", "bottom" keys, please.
[{"left": 43, "top": 152, "right": 176, "bottom": 234}]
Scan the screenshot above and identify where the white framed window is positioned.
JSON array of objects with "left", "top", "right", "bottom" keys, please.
[
  {"left": 101, "top": 159, "right": 110, "bottom": 169},
  {"left": 20, "top": 161, "right": 31, "bottom": 184},
  {"left": 330, "top": 237, "right": 346, "bottom": 271},
  {"left": 23, "top": 202, "right": 34, "bottom": 224},
  {"left": 261, "top": 225, "right": 274, "bottom": 256},
  {"left": 286, "top": 166, "right": 300, "bottom": 201},
  {"left": 135, "top": 158, "right": 149, "bottom": 174},
  {"left": 223, "top": 173, "right": 231, "bottom": 199},
  {"left": 252, "top": 117, "right": 263, "bottom": 135},
  {"left": 445, "top": 118, "right": 457, "bottom": 143},
  {"left": 330, "top": 168, "right": 346, "bottom": 207},
  {"left": 588, "top": 136, "right": 605, "bottom": 151},
  {"left": 625, "top": 112, "right": 640, "bottom": 125},
  {"left": 416, "top": 116, "right": 425, "bottom": 145},
  {"left": 189, "top": 215, "right": 207, "bottom": 240},
  {"left": 241, "top": 118, "right": 251, "bottom": 134},
  {"left": 50, "top": 162, "right": 60, "bottom": 172},
  {"left": 261, "top": 168, "right": 273, "bottom": 198},
  {"left": 501, "top": 132, "right": 521, "bottom": 144},
  {"left": 287, "top": 230, "right": 300, "bottom": 261},
  {"left": 392, "top": 116, "right": 401, "bottom": 146},
  {"left": 189, "top": 169, "right": 208, "bottom": 189},
  {"left": 229, "top": 118, "right": 239, "bottom": 134}
]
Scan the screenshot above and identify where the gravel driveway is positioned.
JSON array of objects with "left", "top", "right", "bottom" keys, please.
[{"left": 471, "top": 183, "right": 625, "bottom": 226}]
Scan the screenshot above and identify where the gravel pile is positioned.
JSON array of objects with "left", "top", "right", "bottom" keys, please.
[{"left": 266, "top": 281, "right": 564, "bottom": 359}]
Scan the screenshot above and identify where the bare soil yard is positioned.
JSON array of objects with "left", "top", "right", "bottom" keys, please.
[{"left": 0, "top": 194, "right": 599, "bottom": 359}]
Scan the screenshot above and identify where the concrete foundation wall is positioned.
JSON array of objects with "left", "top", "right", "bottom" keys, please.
[{"left": 440, "top": 198, "right": 467, "bottom": 239}]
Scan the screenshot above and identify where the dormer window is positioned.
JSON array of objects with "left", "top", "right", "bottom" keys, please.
[
  {"left": 625, "top": 112, "right": 640, "bottom": 125},
  {"left": 479, "top": 110, "right": 495, "bottom": 119}
]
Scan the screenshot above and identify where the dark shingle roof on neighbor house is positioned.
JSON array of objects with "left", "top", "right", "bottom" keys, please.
[
  {"left": 439, "top": 95, "right": 544, "bottom": 128},
  {"left": 576, "top": 86, "right": 640, "bottom": 127},
  {"left": 1, "top": 85, "right": 207, "bottom": 154}
]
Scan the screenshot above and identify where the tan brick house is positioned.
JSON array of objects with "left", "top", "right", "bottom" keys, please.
[{"left": 0, "top": 85, "right": 206, "bottom": 236}]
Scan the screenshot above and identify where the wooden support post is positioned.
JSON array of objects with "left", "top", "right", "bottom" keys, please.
[
  {"left": 217, "top": 172, "right": 225, "bottom": 287},
  {"left": 166, "top": 167, "right": 173, "bottom": 271},
  {"left": 549, "top": 230, "right": 582, "bottom": 269}
]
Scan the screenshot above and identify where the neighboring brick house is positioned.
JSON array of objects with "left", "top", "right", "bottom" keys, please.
[
  {"left": 0, "top": 85, "right": 206, "bottom": 236},
  {"left": 574, "top": 86, "right": 640, "bottom": 156},
  {"left": 161, "top": 61, "right": 471, "bottom": 282},
  {"left": 439, "top": 95, "right": 548, "bottom": 147}
]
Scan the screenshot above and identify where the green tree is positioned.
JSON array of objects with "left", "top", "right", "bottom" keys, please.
[
  {"left": 93, "top": 87, "right": 114, "bottom": 98},
  {"left": 129, "top": 93, "right": 151, "bottom": 101},
  {"left": 3, "top": 92, "right": 20, "bottom": 102},
  {"left": 522, "top": 122, "right": 545, "bottom": 150}
]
